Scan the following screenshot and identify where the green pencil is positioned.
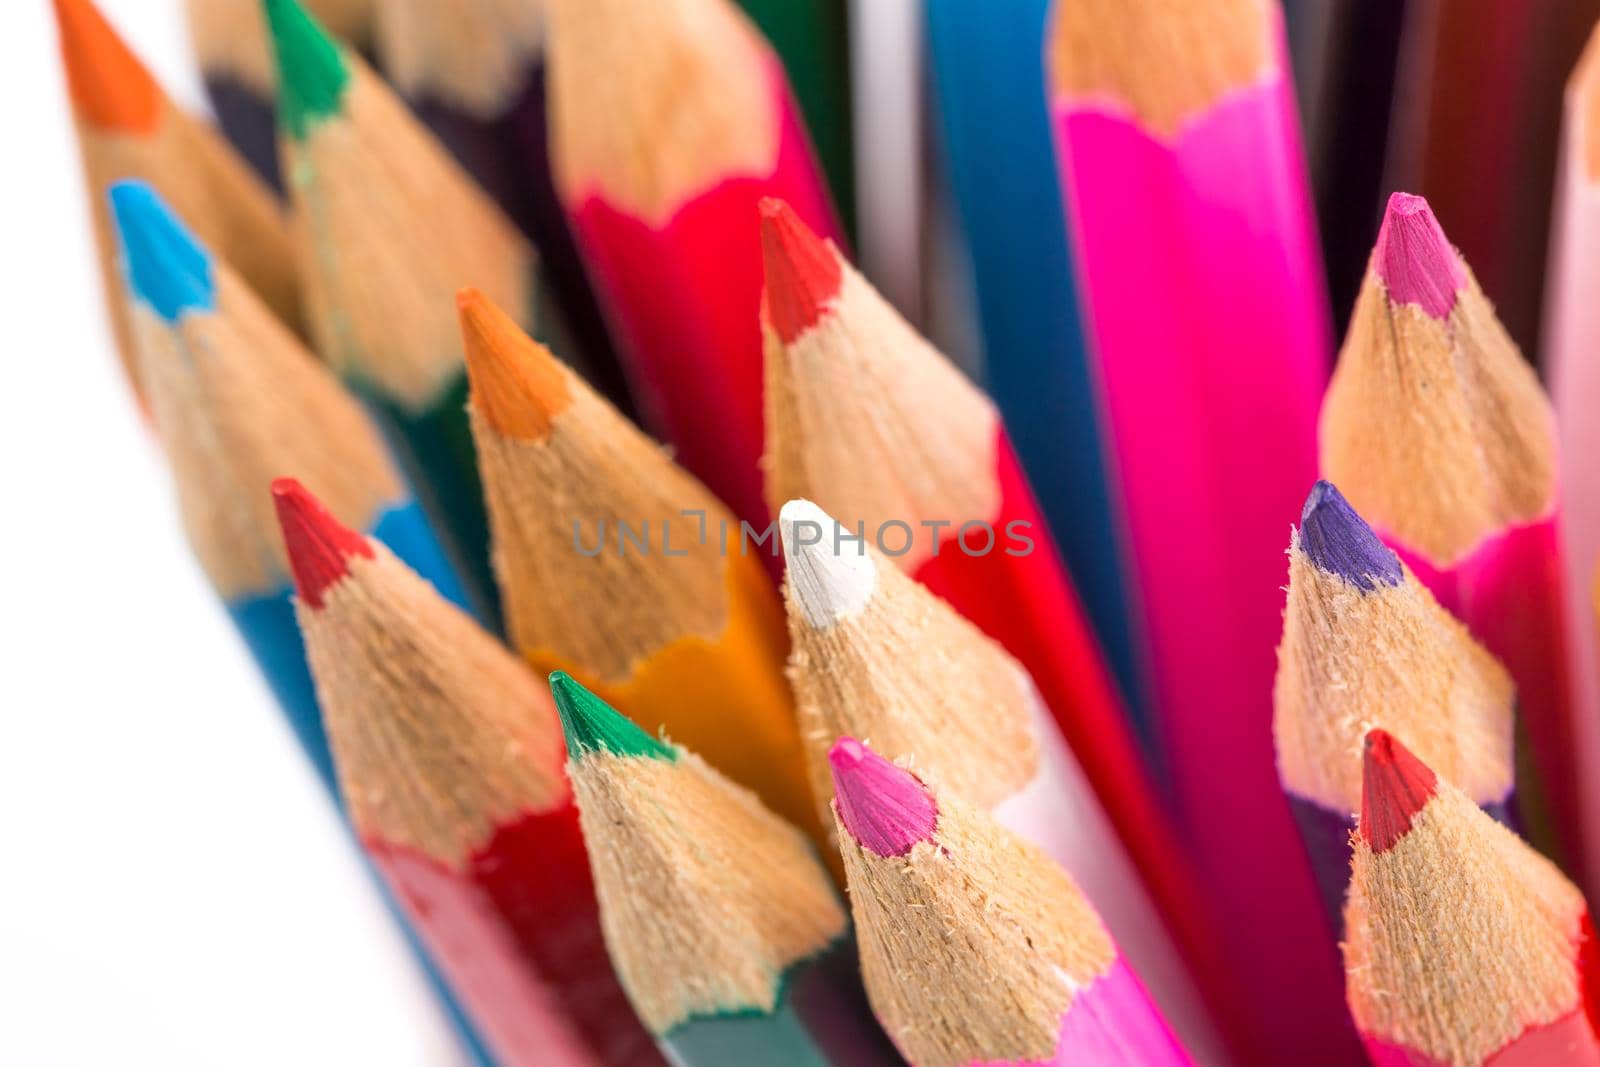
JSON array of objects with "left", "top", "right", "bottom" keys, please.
[
  {"left": 263, "top": 0, "right": 539, "bottom": 626},
  {"left": 549, "top": 673, "right": 902, "bottom": 1067},
  {"left": 738, "top": 0, "right": 855, "bottom": 238}
]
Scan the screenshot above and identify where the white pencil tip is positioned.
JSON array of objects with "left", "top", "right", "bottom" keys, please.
[{"left": 779, "top": 499, "right": 876, "bottom": 628}]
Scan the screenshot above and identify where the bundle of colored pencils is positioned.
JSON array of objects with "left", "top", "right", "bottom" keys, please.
[{"left": 46, "top": 0, "right": 1600, "bottom": 1064}]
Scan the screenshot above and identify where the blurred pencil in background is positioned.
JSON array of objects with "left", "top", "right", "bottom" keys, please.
[
  {"left": 52, "top": 0, "right": 301, "bottom": 400},
  {"left": 551, "top": 675, "right": 899, "bottom": 1066},
  {"left": 1344, "top": 730, "right": 1600, "bottom": 1066},
  {"left": 1386, "top": 0, "right": 1598, "bottom": 356},
  {"left": 277, "top": 480, "right": 663, "bottom": 1067},
  {"left": 543, "top": 0, "right": 841, "bottom": 531},
  {"left": 1321, "top": 192, "right": 1584, "bottom": 878},
  {"left": 183, "top": 0, "right": 373, "bottom": 188},
  {"left": 830, "top": 737, "right": 1194, "bottom": 1067},
  {"left": 738, "top": 0, "right": 854, "bottom": 237},
  {"left": 1544, "top": 19, "right": 1600, "bottom": 871},
  {"left": 370, "top": 0, "right": 634, "bottom": 416},
  {"left": 1274, "top": 480, "right": 1516, "bottom": 930},
  {"left": 107, "top": 181, "right": 491, "bottom": 1064},
  {"left": 922, "top": 0, "right": 1145, "bottom": 725},
  {"left": 264, "top": 0, "right": 543, "bottom": 626}
]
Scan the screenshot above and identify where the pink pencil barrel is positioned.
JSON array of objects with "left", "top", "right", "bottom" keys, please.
[{"left": 1047, "top": 5, "right": 1346, "bottom": 1062}]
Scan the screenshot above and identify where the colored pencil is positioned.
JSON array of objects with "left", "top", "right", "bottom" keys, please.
[
  {"left": 184, "top": 0, "right": 373, "bottom": 189},
  {"left": 274, "top": 479, "right": 664, "bottom": 1067},
  {"left": 829, "top": 737, "right": 1192, "bottom": 1067},
  {"left": 1273, "top": 480, "right": 1517, "bottom": 929},
  {"left": 107, "top": 181, "right": 492, "bottom": 1066},
  {"left": 455, "top": 288, "right": 825, "bottom": 853},
  {"left": 736, "top": 0, "right": 855, "bottom": 238},
  {"left": 368, "top": 0, "right": 635, "bottom": 416},
  {"left": 51, "top": 0, "right": 301, "bottom": 401},
  {"left": 550, "top": 674, "right": 900, "bottom": 1066},
  {"left": 847, "top": 0, "right": 922, "bottom": 323},
  {"left": 1046, "top": 3, "right": 1345, "bottom": 1057},
  {"left": 922, "top": 0, "right": 1145, "bottom": 727},
  {"left": 1544, "top": 19, "right": 1600, "bottom": 875},
  {"left": 263, "top": 0, "right": 541, "bottom": 626},
  {"left": 543, "top": 0, "right": 842, "bottom": 530},
  {"left": 1320, "top": 192, "right": 1581, "bottom": 872},
  {"left": 1344, "top": 730, "right": 1600, "bottom": 1066},
  {"left": 1387, "top": 0, "right": 1597, "bottom": 355},
  {"left": 777, "top": 499, "right": 1224, "bottom": 1063},
  {"left": 757, "top": 198, "right": 1217, "bottom": 1025}
]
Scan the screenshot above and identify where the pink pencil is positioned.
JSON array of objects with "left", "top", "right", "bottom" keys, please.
[
  {"left": 777, "top": 499, "right": 1225, "bottom": 1062},
  {"left": 542, "top": 0, "right": 840, "bottom": 531},
  {"left": 1321, "top": 193, "right": 1582, "bottom": 877},
  {"left": 1046, "top": 1, "right": 1342, "bottom": 1058},
  {"left": 829, "top": 737, "right": 1192, "bottom": 1067},
  {"left": 1543, "top": 21, "right": 1600, "bottom": 885}
]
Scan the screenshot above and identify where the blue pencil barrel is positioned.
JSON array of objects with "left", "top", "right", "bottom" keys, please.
[
  {"left": 226, "top": 500, "right": 494, "bottom": 1067},
  {"left": 924, "top": 0, "right": 1151, "bottom": 745}
]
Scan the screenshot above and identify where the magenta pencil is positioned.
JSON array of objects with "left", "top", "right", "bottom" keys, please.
[
  {"left": 1046, "top": 1, "right": 1342, "bottom": 1058},
  {"left": 1322, "top": 193, "right": 1584, "bottom": 878},
  {"left": 828, "top": 737, "right": 1192, "bottom": 1067}
]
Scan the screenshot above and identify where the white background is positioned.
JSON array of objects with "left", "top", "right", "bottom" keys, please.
[{"left": 1, "top": 4, "right": 458, "bottom": 1064}]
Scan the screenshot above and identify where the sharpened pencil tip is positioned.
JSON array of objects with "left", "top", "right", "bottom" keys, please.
[
  {"left": 457, "top": 287, "right": 571, "bottom": 441},
  {"left": 262, "top": 0, "right": 350, "bottom": 141},
  {"left": 779, "top": 499, "right": 876, "bottom": 628},
  {"left": 108, "top": 182, "right": 216, "bottom": 323},
  {"left": 51, "top": 0, "right": 161, "bottom": 132},
  {"left": 1373, "top": 192, "right": 1465, "bottom": 318},
  {"left": 760, "top": 198, "right": 843, "bottom": 344},
  {"left": 272, "top": 477, "right": 374, "bottom": 609},
  {"left": 828, "top": 737, "right": 937, "bottom": 857},
  {"left": 1298, "top": 481, "right": 1402, "bottom": 590},
  {"left": 549, "top": 672, "right": 676, "bottom": 763},
  {"left": 1360, "top": 729, "right": 1438, "bottom": 853}
]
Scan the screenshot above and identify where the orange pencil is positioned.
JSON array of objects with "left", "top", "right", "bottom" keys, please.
[
  {"left": 455, "top": 289, "right": 823, "bottom": 849},
  {"left": 50, "top": 0, "right": 300, "bottom": 398}
]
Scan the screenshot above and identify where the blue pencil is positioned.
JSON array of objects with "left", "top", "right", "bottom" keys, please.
[
  {"left": 108, "top": 180, "right": 495, "bottom": 1067},
  {"left": 923, "top": 0, "right": 1150, "bottom": 741},
  {"left": 1273, "top": 480, "right": 1518, "bottom": 932}
]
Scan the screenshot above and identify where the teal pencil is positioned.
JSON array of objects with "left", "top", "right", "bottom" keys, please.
[{"left": 550, "top": 674, "right": 901, "bottom": 1067}]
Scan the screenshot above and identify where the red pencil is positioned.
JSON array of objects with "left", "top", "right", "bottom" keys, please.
[
  {"left": 1321, "top": 192, "right": 1581, "bottom": 873},
  {"left": 543, "top": 0, "right": 841, "bottom": 530},
  {"left": 273, "top": 479, "right": 663, "bottom": 1067},
  {"left": 1345, "top": 730, "right": 1600, "bottom": 1066},
  {"left": 757, "top": 197, "right": 1220, "bottom": 1031}
]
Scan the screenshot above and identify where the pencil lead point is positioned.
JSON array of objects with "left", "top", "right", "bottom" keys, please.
[
  {"left": 1374, "top": 192, "right": 1465, "bottom": 318},
  {"left": 51, "top": 0, "right": 161, "bottom": 132},
  {"left": 457, "top": 287, "right": 571, "bottom": 440},
  {"left": 549, "top": 672, "right": 676, "bottom": 763},
  {"left": 779, "top": 499, "right": 876, "bottom": 627},
  {"left": 828, "top": 737, "right": 938, "bottom": 857},
  {"left": 108, "top": 182, "right": 216, "bottom": 323},
  {"left": 760, "top": 198, "right": 842, "bottom": 344},
  {"left": 1298, "top": 481, "right": 1402, "bottom": 590},
  {"left": 272, "top": 477, "right": 373, "bottom": 609},
  {"left": 262, "top": 0, "right": 350, "bottom": 141},
  {"left": 1360, "top": 729, "right": 1438, "bottom": 852}
]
